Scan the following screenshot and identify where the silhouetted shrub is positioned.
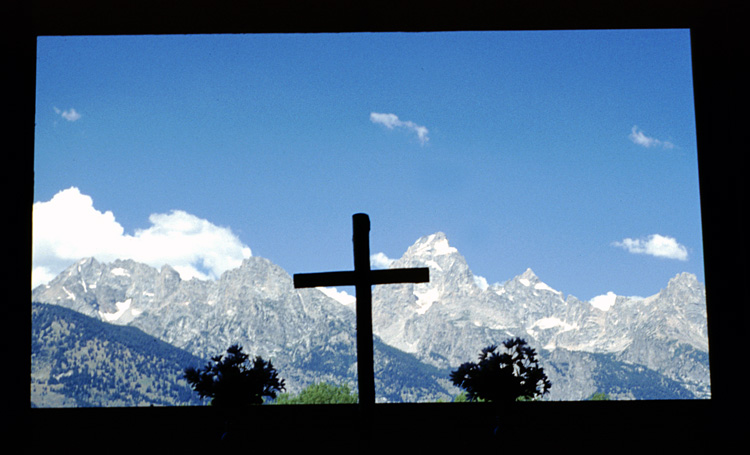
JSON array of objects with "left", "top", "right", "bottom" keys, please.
[
  {"left": 450, "top": 337, "right": 551, "bottom": 402},
  {"left": 183, "top": 344, "right": 285, "bottom": 407}
]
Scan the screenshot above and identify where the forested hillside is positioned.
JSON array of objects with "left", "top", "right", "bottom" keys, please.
[{"left": 31, "top": 302, "right": 204, "bottom": 407}]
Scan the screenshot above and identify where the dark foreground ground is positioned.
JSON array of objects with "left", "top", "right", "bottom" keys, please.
[{"left": 27, "top": 399, "right": 736, "bottom": 453}]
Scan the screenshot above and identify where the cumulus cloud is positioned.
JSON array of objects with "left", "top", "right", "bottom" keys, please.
[
  {"left": 590, "top": 291, "right": 618, "bottom": 311},
  {"left": 370, "top": 252, "right": 395, "bottom": 269},
  {"left": 628, "top": 125, "right": 674, "bottom": 149},
  {"left": 370, "top": 112, "right": 429, "bottom": 145},
  {"left": 32, "top": 187, "right": 252, "bottom": 288},
  {"left": 317, "top": 287, "right": 356, "bottom": 308},
  {"left": 54, "top": 107, "right": 82, "bottom": 122},
  {"left": 473, "top": 275, "right": 490, "bottom": 291},
  {"left": 613, "top": 234, "right": 688, "bottom": 261}
]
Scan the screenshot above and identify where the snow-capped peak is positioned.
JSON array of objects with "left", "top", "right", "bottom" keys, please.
[
  {"left": 520, "top": 267, "right": 538, "bottom": 279},
  {"left": 514, "top": 269, "right": 562, "bottom": 295},
  {"left": 516, "top": 268, "right": 538, "bottom": 286},
  {"left": 409, "top": 232, "right": 458, "bottom": 258}
]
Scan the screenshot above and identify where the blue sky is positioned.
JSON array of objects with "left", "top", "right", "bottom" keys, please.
[{"left": 33, "top": 30, "right": 703, "bottom": 301}]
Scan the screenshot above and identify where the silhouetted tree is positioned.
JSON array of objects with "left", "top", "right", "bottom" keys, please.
[
  {"left": 450, "top": 338, "right": 551, "bottom": 403},
  {"left": 183, "top": 344, "right": 285, "bottom": 407}
]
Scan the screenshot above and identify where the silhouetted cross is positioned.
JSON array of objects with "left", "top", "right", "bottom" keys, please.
[{"left": 293, "top": 213, "right": 429, "bottom": 408}]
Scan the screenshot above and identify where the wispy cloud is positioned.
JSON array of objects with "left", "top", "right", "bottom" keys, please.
[
  {"left": 628, "top": 126, "right": 674, "bottom": 149},
  {"left": 613, "top": 234, "right": 688, "bottom": 261},
  {"left": 54, "top": 107, "right": 82, "bottom": 122},
  {"left": 370, "top": 112, "right": 429, "bottom": 145},
  {"left": 32, "top": 187, "right": 252, "bottom": 288}
]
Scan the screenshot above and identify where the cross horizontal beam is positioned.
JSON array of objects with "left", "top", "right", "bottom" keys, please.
[
  {"left": 292, "top": 213, "right": 430, "bottom": 417},
  {"left": 293, "top": 267, "right": 429, "bottom": 289}
]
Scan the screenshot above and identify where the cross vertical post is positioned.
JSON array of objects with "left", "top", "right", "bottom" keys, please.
[
  {"left": 352, "top": 213, "right": 375, "bottom": 407},
  {"left": 293, "top": 213, "right": 429, "bottom": 410}
]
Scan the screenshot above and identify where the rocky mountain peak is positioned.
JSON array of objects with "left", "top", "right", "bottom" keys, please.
[
  {"left": 384, "top": 232, "right": 472, "bottom": 288},
  {"left": 666, "top": 272, "right": 701, "bottom": 292},
  {"left": 505, "top": 268, "right": 557, "bottom": 294},
  {"left": 159, "top": 264, "right": 180, "bottom": 279},
  {"left": 649, "top": 272, "right": 705, "bottom": 312},
  {"left": 237, "top": 256, "right": 291, "bottom": 280},
  {"left": 405, "top": 232, "right": 457, "bottom": 258},
  {"left": 158, "top": 264, "right": 182, "bottom": 296},
  {"left": 77, "top": 256, "right": 99, "bottom": 269},
  {"left": 519, "top": 267, "right": 539, "bottom": 282}
]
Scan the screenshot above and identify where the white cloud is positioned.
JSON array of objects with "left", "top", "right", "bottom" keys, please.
[
  {"left": 32, "top": 187, "right": 252, "bottom": 288},
  {"left": 590, "top": 292, "right": 617, "bottom": 311},
  {"left": 628, "top": 125, "right": 674, "bottom": 149},
  {"left": 473, "top": 275, "right": 489, "bottom": 291},
  {"left": 317, "top": 287, "right": 356, "bottom": 308},
  {"left": 370, "top": 252, "right": 395, "bottom": 269},
  {"left": 54, "top": 107, "right": 82, "bottom": 122},
  {"left": 613, "top": 234, "right": 688, "bottom": 261},
  {"left": 370, "top": 112, "right": 429, "bottom": 145}
]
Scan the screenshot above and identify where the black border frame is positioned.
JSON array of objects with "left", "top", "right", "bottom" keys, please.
[{"left": 12, "top": 0, "right": 746, "bottom": 450}]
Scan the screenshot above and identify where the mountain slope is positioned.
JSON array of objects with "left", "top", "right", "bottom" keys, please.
[{"left": 31, "top": 302, "right": 204, "bottom": 407}]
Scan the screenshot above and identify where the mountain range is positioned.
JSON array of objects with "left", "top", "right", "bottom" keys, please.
[{"left": 31, "top": 232, "right": 710, "bottom": 406}]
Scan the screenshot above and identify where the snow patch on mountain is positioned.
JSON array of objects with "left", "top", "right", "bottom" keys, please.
[
  {"left": 62, "top": 286, "right": 76, "bottom": 301},
  {"left": 99, "top": 298, "right": 142, "bottom": 323},
  {"left": 414, "top": 285, "right": 439, "bottom": 314},
  {"left": 532, "top": 317, "right": 578, "bottom": 331},
  {"left": 423, "top": 260, "right": 443, "bottom": 272},
  {"left": 534, "top": 281, "right": 561, "bottom": 294},
  {"left": 110, "top": 267, "right": 130, "bottom": 277}
]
